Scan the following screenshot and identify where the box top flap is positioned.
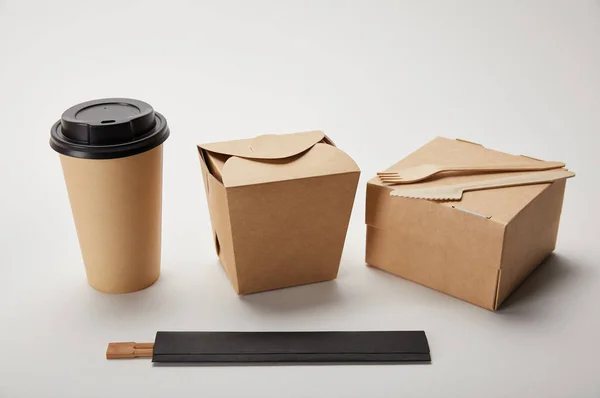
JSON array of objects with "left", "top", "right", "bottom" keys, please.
[
  {"left": 369, "top": 137, "right": 568, "bottom": 224},
  {"left": 199, "top": 132, "right": 359, "bottom": 188},
  {"left": 199, "top": 131, "right": 325, "bottom": 160},
  {"left": 222, "top": 143, "right": 359, "bottom": 187}
]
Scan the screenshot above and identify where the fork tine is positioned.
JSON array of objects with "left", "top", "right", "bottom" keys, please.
[{"left": 377, "top": 172, "right": 402, "bottom": 176}]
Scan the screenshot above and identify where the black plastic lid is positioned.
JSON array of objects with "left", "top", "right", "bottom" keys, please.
[{"left": 50, "top": 98, "right": 170, "bottom": 159}]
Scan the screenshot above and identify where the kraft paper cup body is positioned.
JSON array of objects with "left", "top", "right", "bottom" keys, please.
[
  {"left": 50, "top": 98, "right": 170, "bottom": 293},
  {"left": 60, "top": 146, "right": 163, "bottom": 293}
]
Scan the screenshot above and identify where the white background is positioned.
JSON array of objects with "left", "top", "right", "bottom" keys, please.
[{"left": 1, "top": 1, "right": 599, "bottom": 397}]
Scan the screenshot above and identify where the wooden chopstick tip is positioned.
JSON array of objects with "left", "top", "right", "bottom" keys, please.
[
  {"left": 106, "top": 342, "right": 136, "bottom": 359},
  {"left": 106, "top": 342, "right": 154, "bottom": 359}
]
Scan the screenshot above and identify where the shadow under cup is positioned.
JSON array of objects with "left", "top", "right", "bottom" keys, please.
[{"left": 50, "top": 98, "right": 170, "bottom": 293}]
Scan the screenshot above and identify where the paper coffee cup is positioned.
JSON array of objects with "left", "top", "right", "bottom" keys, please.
[{"left": 50, "top": 98, "right": 170, "bottom": 293}]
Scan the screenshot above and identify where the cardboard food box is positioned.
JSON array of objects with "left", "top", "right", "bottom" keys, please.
[
  {"left": 366, "top": 137, "right": 573, "bottom": 310},
  {"left": 198, "top": 131, "right": 360, "bottom": 294}
]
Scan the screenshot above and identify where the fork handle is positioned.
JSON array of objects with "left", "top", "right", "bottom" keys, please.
[
  {"left": 446, "top": 161, "right": 565, "bottom": 172},
  {"left": 454, "top": 169, "right": 574, "bottom": 192}
]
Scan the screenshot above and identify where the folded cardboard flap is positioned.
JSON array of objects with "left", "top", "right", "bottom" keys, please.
[
  {"left": 203, "top": 151, "right": 229, "bottom": 182},
  {"left": 494, "top": 178, "right": 567, "bottom": 308},
  {"left": 451, "top": 206, "right": 491, "bottom": 219},
  {"left": 198, "top": 131, "right": 359, "bottom": 187},
  {"left": 455, "top": 138, "right": 483, "bottom": 146},
  {"left": 200, "top": 130, "right": 325, "bottom": 160},
  {"left": 199, "top": 130, "right": 327, "bottom": 183}
]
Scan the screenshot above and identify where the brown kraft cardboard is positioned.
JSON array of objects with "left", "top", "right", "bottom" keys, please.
[
  {"left": 198, "top": 131, "right": 360, "bottom": 294},
  {"left": 366, "top": 137, "right": 574, "bottom": 310},
  {"left": 60, "top": 145, "right": 164, "bottom": 293}
]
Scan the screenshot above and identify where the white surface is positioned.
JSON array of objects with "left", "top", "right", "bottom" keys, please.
[{"left": 1, "top": 1, "right": 599, "bottom": 397}]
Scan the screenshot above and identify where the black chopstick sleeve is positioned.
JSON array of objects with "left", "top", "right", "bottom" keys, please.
[{"left": 152, "top": 331, "right": 430, "bottom": 363}]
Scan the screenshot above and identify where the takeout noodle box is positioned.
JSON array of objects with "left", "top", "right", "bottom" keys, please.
[
  {"left": 366, "top": 137, "right": 574, "bottom": 310},
  {"left": 198, "top": 131, "right": 360, "bottom": 294}
]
